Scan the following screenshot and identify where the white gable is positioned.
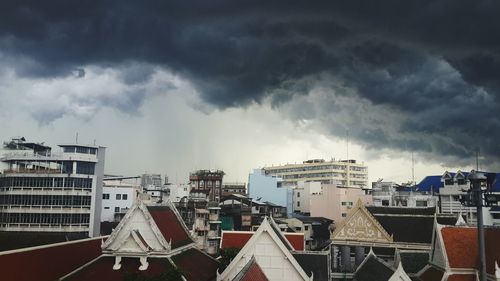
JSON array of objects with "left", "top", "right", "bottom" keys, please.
[
  {"left": 218, "top": 218, "right": 311, "bottom": 281},
  {"left": 102, "top": 202, "right": 170, "bottom": 255},
  {"left": 389, "top": 262, "right": 412, "bottom": 281},
  {"left": 430, "top": 224, "right": 447, "bottom": 269}
]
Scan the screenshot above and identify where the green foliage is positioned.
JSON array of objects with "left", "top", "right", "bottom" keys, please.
[{"left": 218, "top": 247, "right": 241, "bottom": 272}]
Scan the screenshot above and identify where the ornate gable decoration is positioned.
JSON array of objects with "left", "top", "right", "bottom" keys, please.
[
  {"left": 331, "top": 200, "right": 393, "bottom": 243},
  {"left": 102, "top": 201, "right": 171, "bottom": 255}
]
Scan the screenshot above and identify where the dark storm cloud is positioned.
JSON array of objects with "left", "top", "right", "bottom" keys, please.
[{"left": 1, "top": 0, "right": 500, "bottom": 164}]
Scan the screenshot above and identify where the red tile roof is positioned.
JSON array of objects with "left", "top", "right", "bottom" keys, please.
[
  {"left": 447, "top": 274, "right": 477, "bottom": 281},
  {"left": 64, "top": 256, "right": 173, "bottom": 281},
  {"left": 147, "top": 205, "right": 193, "bottom": 248},
  {"left": 419, "top": 265, "right": 444, "bottom": 281},
  {"left": 221, "top": 231, "right": 304, "bottom": 251},
  {"left": 171, "top": 248, "right": 220, "bottom": 281},
  {"left": 441, "top": 227, "right": 500, "bottom": 275},
  {"left": 235, "top": 258, "right": 269, "bottom": 281},
  {"left": 0, "top": 237, "right": 103, "bottom": 281}
]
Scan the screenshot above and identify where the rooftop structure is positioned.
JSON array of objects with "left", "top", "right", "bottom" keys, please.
[
  {"left": 0, "top": 138, "right": 106, "bottom": 237},
  {"left": 262, "top": 158, "right": 368, "bottom": 188}
]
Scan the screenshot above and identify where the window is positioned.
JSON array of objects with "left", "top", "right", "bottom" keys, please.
[
  {"left": 116, "top": 194, "right": 121, "bottom": 200},
  {"left": 104, "top": 207, "right": 110, "bottom": 209},
  {"left": 416, "top": 200, "right": 427, "bottom": 207},
  {"left": 297, "top": 192, "right": 300, "bottom": 198},
  {"left": 297, "top": 201, "right": 300, "bottom": 207},
  {"left": 382, "top": 200, "right": 390, "bottom": 206},
  {"left": 103, "top": 193, "right": 110, "bottom": 200},
  {"left": 114, "top": 207, "right": 120, "bottom": 213},
  {"left": 122, "top": 194, "right": 128, "bottom": 200},
  {"left": 304, "top": 225, "right": 309, "bottom": 231},
  {"left": 295, "top": 227, "right": 301, "bottom": 231},
  {"left": 342, "top": 213, "right": 347, "bottom": 217}
]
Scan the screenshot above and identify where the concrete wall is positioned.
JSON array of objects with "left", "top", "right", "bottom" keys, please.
[
  {"left": 101, "top": 185, "right": 137, "bottom": 222},
  {"left": 248, "top": 169, "right": 292, "bottom": 215},
  {"left": 310, "top": 184, "right": 372, "bottom": 223}
]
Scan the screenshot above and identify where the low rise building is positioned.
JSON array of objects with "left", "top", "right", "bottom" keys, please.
[
  {"left": 285, "top": 216, "right": 333, "bottom": 250},
  {"left": 222, "top": 182, "right": 246, "bottom": 196},
  {"left": 101, "top": 177, "right": 140, "bottom": 222}
]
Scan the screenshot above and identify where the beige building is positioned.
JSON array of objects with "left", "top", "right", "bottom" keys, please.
[
  {"left": 310, "top": 184, "right": 372, "bottom": 223},
  {"left": 262, "top": 159, "right": 368, "bottom": 188}
]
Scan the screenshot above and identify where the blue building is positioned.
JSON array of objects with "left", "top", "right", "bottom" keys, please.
[{"left": 247, "top": 169, "right": 293, "bottom": 216}]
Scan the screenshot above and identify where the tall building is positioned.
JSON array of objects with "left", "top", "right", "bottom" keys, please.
[
  {"left": 0, "top": 137, "right": 105, "bottom": 237},
  {"left": 262, "top": 158, "right": 369, "bottom": 188}
]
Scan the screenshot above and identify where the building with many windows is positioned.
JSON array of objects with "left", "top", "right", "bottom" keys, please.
[
  {"left": 262, "top": 158, "right": 369, "bottom": 188},
  {"left": 0, "top": 138, "right": 105, "bottom": 237}
]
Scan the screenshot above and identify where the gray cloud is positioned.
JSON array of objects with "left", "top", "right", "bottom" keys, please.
[{"left": 1, "top": 1, "right": 500, "bottom": 166}]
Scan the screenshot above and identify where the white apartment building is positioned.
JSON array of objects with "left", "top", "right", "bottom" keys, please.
[
  {"left": 0, "top": 138, "right": 105, "bottom": 237},
  {"left": 101, "top": 178, "right": 139, "bottom": 222},
  {"left": 165, "top": 183, "right": 190, "bottom": 202},
  {"left": 262, "top": 158, "right": 368, "bottom": 188}
]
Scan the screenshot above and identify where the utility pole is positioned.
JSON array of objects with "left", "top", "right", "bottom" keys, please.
[{"left": 463, "top": 171, "right": 490, "bottom": 281}]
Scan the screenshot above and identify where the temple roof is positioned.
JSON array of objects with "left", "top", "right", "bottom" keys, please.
[
  {"left": 220, "top": 231, "right": 304, "bottom": 251},
  {"left": 232, "top": 256, "right": 269, "bottom": 281}
]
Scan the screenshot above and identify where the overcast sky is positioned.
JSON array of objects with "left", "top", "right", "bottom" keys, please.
[{"left": 1, "top": 1, "right": 500, "bottom": 185}]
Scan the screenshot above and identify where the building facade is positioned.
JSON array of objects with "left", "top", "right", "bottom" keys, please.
[
  {"left": 309, "top": 183, "right": 372, "bottom": 223},
  {"left": 101, "top": 178, "right": 139, "bottom": 222},
  {"left": 189, "top": 170, "right": 224, "bottom": 202},
  {"left": 248, "top": 169, "right": 293, "bottom": 215},
  {"left": 0, "top": 138, "right": 105, "bottom": 237},
  {"left": 262, "top": 158, "right": 369, "bottom": 188},
  {"left": 293, "top": 181, "right": 322, "bottom": 214},
  {"left": 222, "top": 182, "right": 246, "bottom": 196}
]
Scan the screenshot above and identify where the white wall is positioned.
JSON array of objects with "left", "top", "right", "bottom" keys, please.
[{"left": 101, "top": 185, "right": 137, "bottom": 222}]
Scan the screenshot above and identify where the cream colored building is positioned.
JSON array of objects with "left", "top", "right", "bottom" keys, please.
[
  {"left": 310, "top": 184, "right": 372, "bottom": 223},
  {"left": 262, "top": 159, "right": 368, "bottom": 188}
]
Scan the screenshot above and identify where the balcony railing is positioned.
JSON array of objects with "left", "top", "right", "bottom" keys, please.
[{"left": 3, "top": 168, "right": 63, "bottom": 174}]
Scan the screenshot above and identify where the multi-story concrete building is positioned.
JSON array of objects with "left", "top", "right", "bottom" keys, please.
[
  {"left": 293, "top": 181, "right": 322, "bottom": 214},
  {"left": 310, "top": 183, "right": 372, "bottom": 223},
  {"left": 189, "top": 170, "right": 224, "bottom": 202},
  {"left": 262, "top": 158, "right": 369, "bottom": 188},
  {"left": 101, "top": 177, "right": 140, "bottom": 222},
  {"left": 0, "top": 138, "right": 105, "bottom": 237},
  {"left": 248, "top": 169, "right": 293, "bottom": 215}
]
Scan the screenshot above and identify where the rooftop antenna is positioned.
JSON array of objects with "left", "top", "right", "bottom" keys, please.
[
  {"left": 412, "top": 151, "right": 415, "bottom": 186},
  {"left": 476, "top": 148, "right": 480, "bottom": 171},
  {"left": 346, "top": 128, "right": 349, "bottom": 161},
  {"left": 75, "top": 132, "right": 79, "bottom": 144}
]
